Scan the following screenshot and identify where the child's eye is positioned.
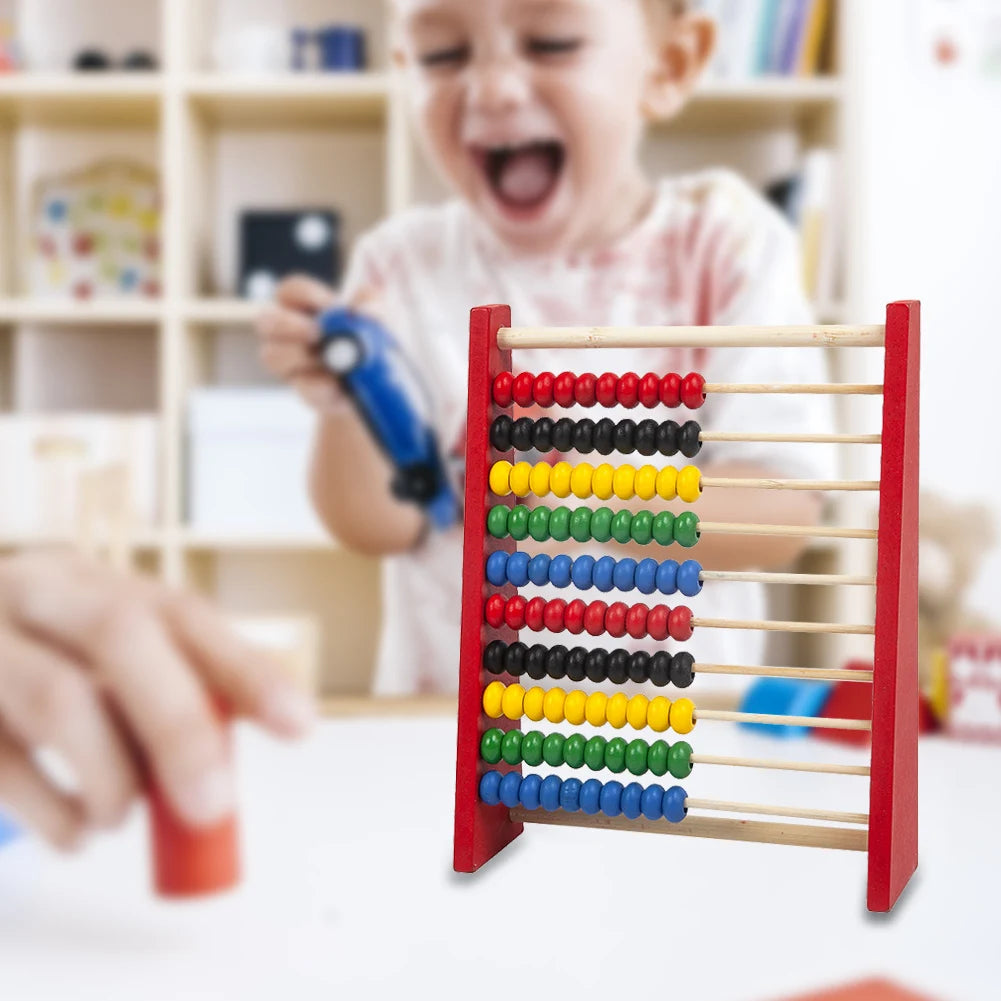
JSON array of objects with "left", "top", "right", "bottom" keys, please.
[
  {"left": 418, "top": 44, "right": 471, "bottom": 69},
  {"left": 525, "top": 37, "right": 584, "bottom": 58}
]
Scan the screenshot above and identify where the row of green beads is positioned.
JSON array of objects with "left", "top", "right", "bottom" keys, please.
[
  {"left": 480, "top": 728, "right": 694, "bottom": 779},
  {"left": 486, "top": 504, "right": 700, "bottom": 548}
]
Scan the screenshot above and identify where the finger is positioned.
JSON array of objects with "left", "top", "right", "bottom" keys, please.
[
  {"left": 259, "top": 339, "right": 325, "bottom": 380},
  {"left": 291, "top": 372, "right": 346, "bottom": 413},
  {"left": 0, "top": 625, "right": 140, "bottom": 829},
  {"left": 276, "top": 274, "right": 338, "bottom": 315},
  {"left": 256, "top": 305, "right": 320, "bottom": 346},
  {"left": 0, "top": 730, "right": 86, "bottom": 851}
]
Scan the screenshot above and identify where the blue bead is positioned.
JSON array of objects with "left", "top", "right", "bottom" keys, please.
[
  {"left": 641, "top": 783, "right": 666, "bottom": 821},
  {"left": 479, "top": 771, "right": 502, "bottom": 806},
  {"left": 559, "top": 777, "right": 583, "bottom": 813},
  {"left": 540, "top": 775, "right": 563, "bottom": 811},
  {"left": 678, "top": 560, "right": 703, "bottom": 598},
  {"left": 613, "top": 558, "right": 638, "bottom": 592},
  {"left": 528, "top": 554, "right": 552, "bottom": 587},
  {"left": 593, "top": 556, "right": 617, "bottom": 593},
  {"left": 570, "top": 555, "right": 596, "bottom": 591},
  {"left": 486, "top": 552, "right": 509, "bottom": 587},
  {"left": 519, "top": 773, "right": 542, "bottom": 811},
  {"left": 599, "top": 780, "right": 624, "bottom": 817},
  {"left": 656, "top": 559, "right": 679, "bottom": 595},
  {"left": 499, "top": 771, "right": 523, "bottom": 808},
  {"left": 621, "top": 782, "right": 644, "bottom": 820},
  {"left": 635, "top": 558, "right": 659, "bottom": 595},
  {"left": 508, "top": 552, "right": 531, "bottom": 588},
  {"left": 549, "top": 555, "right": 573, "bottom": 589},
  {"left": 579, "top": 779, "right": 603, "bottom": 815},
  {"left": 663, "top": 785, "right": 688, "bottom": 823}
]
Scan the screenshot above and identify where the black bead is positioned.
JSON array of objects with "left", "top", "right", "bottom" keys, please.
[
  {"left": 566, "top": 646, "right": 588, "bottom": 683},
  {"left": 546, "top": 644, "right": 569, "bottom": 680},
  {"left": 526, "top": 644, "right": 550, "bottom": 680},
  {"left": 585, "top": 648, "right": 608, "bottom": 683},
  {"left": 552, "top": 419, "right": 575, "bottom": 453},
  {"left": 635, "top": 420, "right": 660, "bottom": 457},
  {"left": 511, "top": 417, "right": 535, "bottom": 452},
  {"left": 532, "top": 418, "right": 554, "bottom": 453},
  {"left": 572, "top": 419, "right": 596, "bottom": 453},
  {"left": 679, "top": 421, "right": 702, "bottom": 459},
  {"left": 656, "top": 421, "right": 680, "bottom": 457},
  {"left": 606, "top": 648, "right": 631, "bottom": 685},
  {"left": 671, "top": 651, "right": 695, "bottom": 689},
  {"left": 504, "top": 642, "right": 528, "bottom": 677},
  {"left": 594, "top": 418, "right": 616, "bottom": 456},
  {"left": 628, "top": 651, "right": 651, "bottom": 684},
  {"left": 613, "top": 419, "right": 637, "bottom": 454},
  {"left": 484, "top": 640, "right": 507, "bottom": 675},
  {"left": 649, "top": 651, "right": 672, "bottom": 687}
]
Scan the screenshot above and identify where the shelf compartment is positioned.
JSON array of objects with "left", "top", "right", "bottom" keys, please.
[
  {"left": 0, "top": 298, "right": 164, "bottom": 325},
  {"left": 0, "top": 75, "right": 162, "bottom": 128}
]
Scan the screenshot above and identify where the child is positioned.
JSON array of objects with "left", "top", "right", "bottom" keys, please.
[{"left": 258, "top": 0, "right": 837, "bottom": 695}]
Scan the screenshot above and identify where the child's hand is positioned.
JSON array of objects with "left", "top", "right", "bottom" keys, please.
[{"left": 0, "top": 552, "right": 315, "bottom": 851}]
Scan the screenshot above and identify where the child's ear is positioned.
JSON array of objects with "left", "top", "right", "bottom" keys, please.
[{"left": 642, "top": 14, "right": 716, "bottom": 121}]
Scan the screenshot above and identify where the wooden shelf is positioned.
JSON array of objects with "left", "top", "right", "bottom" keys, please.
[
  {"left": 180, "top": 531, "right": 339, "bottom": 553},
  {"left": 183, "top": 298, "right": 259, "bottom": 326},
  {"left": 0, "top": 298, "right": 163, "bottom": 325},
  {"left": 0, "top": 530, "right": 165, "bottom": 550},
  {"left": 0, "top": 74, "right": 161, "bottom": 127}
]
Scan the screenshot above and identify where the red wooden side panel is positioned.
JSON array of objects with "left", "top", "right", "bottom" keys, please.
[
  {"left": 867, "top": 300, "right": 921, "bottom": 912},
  {"left": 453, "top": 304, "right": 523, "bottom": 872}
]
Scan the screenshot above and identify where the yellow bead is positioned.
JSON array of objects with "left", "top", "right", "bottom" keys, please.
[
  {"left": 550, "top": 461, "right": 574, "bottom": 498},
  {"left": 543, "top": 686, "right": 567, "bottom": 724},
  {"left": 671, "top": 697, "right": 696, "bottom": 735},
  {"left": 483, "top": 681, "right": 506, "bottom": 719},
  {"left": 564, "top": 690, "right": 588, "bottom": 726},
  {"left": 635, "top": 465, "right": 659, "bottom": 501},
  {"left": 678, "top": 465, "right": 703, "bottom": 504},
  {"left": 585, "top": 691, "right": 609, "bottom": 727},
  {"left": 571, "top": 463, "right": 596, "bottom": 500},
  {"left": 502, "top": 683, "right": 526, "bottom": 721},
  {"left": 509, "top": 462, "right": 534, "bottom": 498},
  {"left": 613, "top": 464, "right": 637, "bottom": 500},
  {"left": 529, "top": 462, "right": 552, "bottom": 498},
  {"left": 626, "top": 694, "right": 650, "bottom": 731},
  {"left": 489, "top": 462, "right": 513, "bottom": 497},
  {"left": 524, "top": 686, "right": 546, "bottom": 722},
  {"left": 606, "top": 692, "right": 629, "bottom": 729},
  {"left": 592, "top": 464, "right": 616, "bottom": 500},
  {"left": 647, "top": 696, "right": 673, "bottom": 733},
  {"left": 656, "top": 466, "right": 678, "bottom": 501}
]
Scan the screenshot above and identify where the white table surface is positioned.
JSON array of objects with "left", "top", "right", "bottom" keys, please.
[{"left": 0, "top": 717, "right": 998, "bottom": 1001}]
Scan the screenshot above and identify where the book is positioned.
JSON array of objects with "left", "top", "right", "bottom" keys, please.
[{"left": 798, "top": 0, "right": 832, "bottom": 75}]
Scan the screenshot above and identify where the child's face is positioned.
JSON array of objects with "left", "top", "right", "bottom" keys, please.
[{"left": 394, "top": 0, "right": 708, "bottom": 255}]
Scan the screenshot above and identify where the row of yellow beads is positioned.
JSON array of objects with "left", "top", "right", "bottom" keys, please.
[
  {"left": 488, "top": 460, "right": 702, "bottom": 504},
  {"left": 482, "top": 681, "right": 696, "bottom": 736}
]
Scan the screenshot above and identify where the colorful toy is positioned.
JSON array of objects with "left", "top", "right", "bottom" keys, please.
[
  {"left": 292, "top": 25, "right": 366, "bottom": 72},
  {"left": 453, "top": 301, "right": 920, "bottom": 913},
  {"left": 946, "top": 634, "right": 1001, "bottom": 743}
]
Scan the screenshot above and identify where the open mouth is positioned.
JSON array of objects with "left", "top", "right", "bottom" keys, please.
[{"left": 473, "top": 141, "right": 566, "bottom": 214}]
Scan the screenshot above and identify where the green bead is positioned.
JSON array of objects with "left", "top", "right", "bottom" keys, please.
[
  {"left": 625, "top": 738, "right": 649, "bottom": 776},
  {"left": 480, "top": 728, "right": 504, "bottom": 764},
  {"left": 549, "top": 507, "right": 572, "bottom": 542},
  {"left": 611, "top": 510, "right": 633, "bottom": 544},
  {"left": 604, "top": 737, "right": 628, "bottom": 773},
  {"left": 508, "top": 505, "right": 530, "bottom": 541},
  {"left": 564, "top": 733, "right": 587, "bottom": 769},
  {"left": 647, "top": 740, "right": 670, "bottom": 777},
  {"left": 652, "top": 511, "right": 676, "bottom": 546},
  {"left": 501, "top": 729, "right": 524, "bottom": 765},
  {"left": 590, "top": 508, "right": 614, "bottom": 543},
  {"left": 630, "top": 510, "right": 654, "bottom": 546},
  {"left": 668, "top": 740, "right": 694, "bottom": 779},
  {"left": 584, "top": 736, "right": 607, "bottom": 772},
  {"left": 542, "top": 732, "right": 566, "bottom": 767},
  {"left": 570, "top": 507, "right": 593, "bottom": 543},
  {"left": 528, "top": 507, "right": 552, "bottom": 542},
  {"left": 674, "top": 512, "right": 700, "bottom": 549},
  {"left": 521, "top": 730, "right": 545, "bottom": 767},
  {"left": 487, "top": 506, "right": 510, "bottom": 539}
]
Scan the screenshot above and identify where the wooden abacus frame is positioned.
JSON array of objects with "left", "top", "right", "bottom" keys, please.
[{"left": 453, "top": 301, "right": 920, "bottom": 913}]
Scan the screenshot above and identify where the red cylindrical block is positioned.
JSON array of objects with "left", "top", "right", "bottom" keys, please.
[
  {"left": 584, "top": 601, "right": 608, "bottom": 636},
  {"left": 574, "top": 373, "right": 598, "bottom": 408},
  {"left": 660, "top": 373, "right": 682, "bottom": 409},
  {"left": 639, "top": 373, "right": 661, "bottom": 409},
  {"left": 681, "top": 373, "right": 706, "bottom": 411},
  {"left": 669, "top": 606, "right": 694, "bottom": 642},
  {"left": 564, "top": 599, "right": 587, "bottom": 635},
  {"left": 554, "top": 372, "right": 577, "bottom": 408},
  {"left": 533, "top": 372, "right": 555, "bottom": 408},
  {"left": 595, "top": 373, "right": 618, "bottom": 408},
  {"left": 605, "top": 602, "right": 629, "bottom": 638},
  {"left": 626, "top": 603, "right": 650, "bottom": 640},
  {"left": 647, "top": 605, "right": 671, "bottom": 641},
  {"left": 616, "top": 373, "right": 640, "bottom": 409},
  {"left": 504, "top": 596, "right": 527, "bottom": 632},
  {"left": 542, "top": 599, "right": 567, "bottom": 634},
  {"left": 485, "top": 594, "right": 507, "bottom": 629},
  {"left": 493, "top": 372, "right": 514, "bottom": 408},
  {"left": 513, "top": 372, "right": 536, "bottom": 408},
  {"left": 524, "top": 596, "right": 547, "bottom": 632}
]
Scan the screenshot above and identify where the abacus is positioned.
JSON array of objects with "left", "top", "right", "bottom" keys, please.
[{"left": 453, "top": 301, "right": 920, "bottom": 913}]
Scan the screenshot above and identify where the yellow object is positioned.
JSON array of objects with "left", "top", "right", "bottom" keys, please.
[
  {"left": 671, "top": 697, "right": 696, "bottom": 735},
  {"left": 635, "top": 465, "right": 659, "bottom": 501},
  {"left": 564, "top": 690, "right": 588, "bottom": 726},
  {"left": 798, "top": 0, "right": 831, "bottom": 74},
  {"left": 626, "top": 694, "right": 650, "bottom": 730},
  {"left": 647, "top": 696, "right": 673, "bottom": 733},
  {"left": 678, "top": 466, "right": 702, "bottom": 504},
  {"left": 929, "top": 648, "right": 950, "bottom": 723},
  {"left": 529, "top": 462, "right": 552, "bottom": 498},
  {"left": 502, "top": 683, "right": 526, "bottom": 721},
  {"left": 593, "top": 464, "right": 616, "bottom": 500},
  {"left": 489, "top": 462, "right": 513, "bottom": 497},
  {"left": 613, "top": 464, "right": 637, "bottom": 500},
  {"left": 550, "top": 462, "right": 574, "bottom": 499},
  {"left": 543, "top": 686, "right": 567, "bottom": 724},
  {"left": 656, "top": 466, "right": 678, "bottom": 501},
  {"left": 510, "top": 462, "right": 534, "bottom": 498},
  {"left": 606, "top": 692, "right": 629, "bottom": 729},
  {"left": 571, "top": 463, "right": 595, "bottom": 499},
  {"left": 585, "top": 691, "right": 608, "bottom": 727},
  {"left": 524, "top": 686, "right": 546, "bottom": 722},
  {"left": 483, "top": 681, "right": 506, "bottom": 719}
]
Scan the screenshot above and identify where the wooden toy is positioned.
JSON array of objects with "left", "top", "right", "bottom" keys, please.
[
  {"left": 453, "top": 301, "right": 920, "bottom": 913},
  {"left": 946, "top": 634, "right": 1001, "bottom": 743}
]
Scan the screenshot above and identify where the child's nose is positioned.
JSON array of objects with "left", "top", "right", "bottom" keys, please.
[{"left": 467, "top": 57, "right": 532, "bottom": 116}]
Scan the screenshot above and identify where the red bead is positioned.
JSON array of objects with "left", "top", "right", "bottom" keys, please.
[
  {"left": 513, "top": 372, "right": 536, "bottom": 408},
  {"left": 554, "top": 372, "right": 577, "bottom": 408},
  {"left": 504, "top": 596, "right": 527, "bottom": 632},
  {"left": 660, "top": 373, "right": 682, "bottom": 408},
  {"left": 616, "top": 373, "right": 640, "bottom": 409},
  {"left": 543, "top": 599, "right": 568, "bottom": 633},
  {"left": 639, "top": 373, "right": 661, "bottom": 408},
  {"left": 493, "top": 372, "right": 514, "bottom": 408},
  {"left": 596, "top": 373, "right": 619, "bottom": 408},
  {"left": 524, "top": 597, "right": 547, "bottom": 632},
  {"left": 681, "top": 373, "right": 706, "bottom": 410},
  {"left": 584, "top": 601, "right": 608, "bottom": 636},
  {"left": 626, "top": 604, "right": 650, "bottom": 640},
  {"left": 565, "top": 599, "right": 587, "bottom": 635},
  {"left": 668, "top": 606, "right": 694, "bottom": 642},
  {"left": 647, "top": 605, "right": 671, "bottom": 641},
  {"left": 605, "top": 602, "right": 629, "bottom": 638},
  {"left": 533, "top": 372, "right": 556, "bottom": 408},
  {"left": 485, "top": 595, "right": 507, "bottom": 629},
  {"left": 575, "top": 373, "right": 598, "bottom": 408}
]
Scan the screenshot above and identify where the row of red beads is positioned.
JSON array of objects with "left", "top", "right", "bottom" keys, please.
[{"left": 492, "top": 371, "right": 707, "bottom": 411}]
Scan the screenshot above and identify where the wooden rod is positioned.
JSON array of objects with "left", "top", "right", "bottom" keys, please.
[
  {"left": 699, "top": 570, "right": 876, "bottom": 587},
  {"left": 705, "top": 382, "right": 883, "bottom": 396},
  {"left": 700, "top": 431, "right": 882, "bottom": 445},
  {"left": 702, "top": 477, "right": 880, "bottom": 492},
  {"left": 691, "top": 754, "right": 871, "bottom": 777},
  {"left": 699, "top": 521, "right": 878, "bottom": 541},
  {"left": 510, "top": 808, "right": 869, "bottom": 852},
  {"left": 497, "top": 324, "right": 886, "bottom": 350},
  {"left": 696, "top": 663, "right": 874, "bottom": 683},
  {"left": 692, "top": 616, "right": 875, "bottom": 636},
  {"left": 696, "top": 709, "right": 872, "bottom": 731},
  {"left": 686, "top": 798, "right": 869, "bottom": 826}
]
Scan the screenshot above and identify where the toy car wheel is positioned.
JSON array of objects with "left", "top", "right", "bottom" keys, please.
[{"left": 322, "top": 334, "right": 364, "bottom": 375}]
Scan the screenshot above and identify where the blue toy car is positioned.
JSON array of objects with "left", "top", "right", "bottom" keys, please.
[{"left": 318, "top": 308, "right": 459, "bottom": 531}]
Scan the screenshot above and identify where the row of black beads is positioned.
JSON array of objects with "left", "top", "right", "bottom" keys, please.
[
  {"left": 483, "top": 640, "right": 695, "bottom": 688},
  {"left": 490, "top": 415, "right": 702, "bottom": 459}
]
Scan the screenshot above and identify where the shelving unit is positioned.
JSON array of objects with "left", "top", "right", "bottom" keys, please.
[{"left": 0, "top": 0, "right": 863, "bottom": 696}]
